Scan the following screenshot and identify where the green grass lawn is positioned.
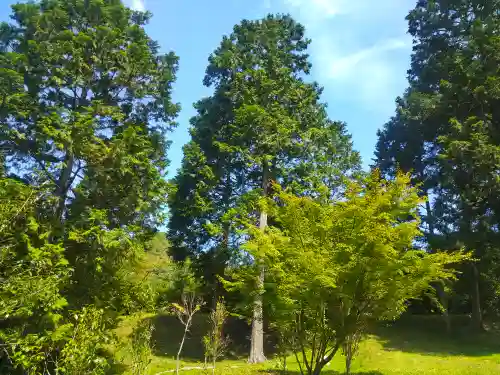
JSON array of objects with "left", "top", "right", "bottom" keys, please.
[{"left": 113, "top": 314, "right": 500, "bottom": 375}]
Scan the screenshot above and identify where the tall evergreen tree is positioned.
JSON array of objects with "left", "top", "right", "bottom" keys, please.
[
  {"left": 0, "top": 0, "right": 179, "bottom": 307},
  {"left": 375, "top": 0, "right": 500, "bottom": 329},
  {"left": 0, "top": 1, "right": 179, "bottom": 371},
  {"left": 168, "top": 14, "right": 360, "bottom": 363}
]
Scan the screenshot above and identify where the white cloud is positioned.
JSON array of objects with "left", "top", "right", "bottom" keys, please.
[
  {"left": 278, "top": 0, "right": 413, "bottom": 111},
  {"left": 285, "top": 0, "right": 360, "bottom": 18},
  {"left": 325, "top": 39, "right": 408, "bottom": 80},
  {"left": 129, "top": 0, "right": 146, "bottom": 12}
]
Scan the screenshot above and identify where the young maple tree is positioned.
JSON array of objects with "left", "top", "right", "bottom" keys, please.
[{"left": 242, "top": 172, "right": 468, "bottom": 375}]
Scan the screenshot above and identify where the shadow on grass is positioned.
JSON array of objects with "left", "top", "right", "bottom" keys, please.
[
  {"left": 260, "top": 371, "right": 383, "bottom": 375},
  {"left": 147, "top": 313, "right": 278, "bottom": 361},
  {"left": 148, "top": 314, "right": 206, "bottom": 361},
  {"left": 374, "top": 315, "right": 500, "bottom": 357},
  {"left": 107, "top": 361, "right": 128, "bottom": 375},
  {"left": 145, "top": 312, "right": 500, "bottom": 364}
]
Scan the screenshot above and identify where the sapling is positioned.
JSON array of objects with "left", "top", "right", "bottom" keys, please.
[
  {"left": 171, "top": 260, "right": 203, "bottom": 375},
  {"left": 130, "top": 319, "right": 155, "bottom": 375},
  {"left": 203, "top": 300, "right": 229, "bottom": 374}
]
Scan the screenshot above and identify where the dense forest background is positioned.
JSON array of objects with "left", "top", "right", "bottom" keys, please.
[{"left": 1, "top": 1, "right": 500, "bottom": 375}]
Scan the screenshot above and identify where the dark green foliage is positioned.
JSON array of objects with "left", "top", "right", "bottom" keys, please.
[
  {"left": 0, "top": 0, "right": 179, "bottom": 372},
  {"left": 168, "top": 12, "right": 360, "bottom": 300},
  {"left": 1, "top": 0, "right": 178, "bottom": 229},
  {"left": 0, "top": 178, "right": 70, "bottom": 374},
  {"left": 0, "top": 0, "right": 179, "bottom": 306},
  {"left": 375, "top": 0, "right": 500, "bottom": 326}
]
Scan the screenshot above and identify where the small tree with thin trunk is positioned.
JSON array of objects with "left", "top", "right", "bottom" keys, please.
[
  {"left": 171, "top": 260, "right": 203, "bottom": 375},
  {"left": 203, "top": 300, "right": 229, "bottom": 374}
]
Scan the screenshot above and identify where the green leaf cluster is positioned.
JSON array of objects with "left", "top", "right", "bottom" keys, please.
[{"left": 241, "top": 173, "right": 468, "bottom": 374}]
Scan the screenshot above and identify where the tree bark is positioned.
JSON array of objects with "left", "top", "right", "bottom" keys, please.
[
  {"left": 425, "top": 199, "right": 452, "bottom": 333},
  {"left": 213, "top": 172, "right": 232, "bottom": 310},
  {"left": 249, "top": 264, "right": 266, "bottom": 363},
  {"left": 55, "top": 149, "right": 74, "bottom": 224},
  {"left": 248, "top": 161, "right": 268, "bottom": 364},
  {"left": 48, "top": 149, "right": 74, "bottom": 244},
  {"left": 471, "top": 263, "right": 484, "bottom": 331},
  {"left": 176, "top": 318, "right": 191, "bottom": 375},
  {"left": 435, "top": 282, "right": 451, "bottom": 334},
  {"left": 425, "top": 200, "right": 434, "bottom": 234},
  {"left": 345, "top": 349, "right": 352, "bottom": 375}
]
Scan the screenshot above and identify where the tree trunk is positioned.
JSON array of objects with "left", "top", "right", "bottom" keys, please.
[
  {"left": 442, "top": 301, "right": 451, "bottom": 335},
  {"left": 248, "top": 161, "right": 268, "bottom": 364},
  {"left": 425, "top": 199, "right": 452, "bottom": 333},
  {"left": 176, "top": 319, "right": 190, "bottom": 375},
  {"left": 435, "top": 282, "right": 451, "bottom": 334},
  {"left": 55, "top": 150, "right": 74, "bottom": 225},
  {"left": 425, "top": 200, "right": 434, "bottom": 234},
  {"left": 345, "top": 345, "right": 352, "bottom": 375},
  {"left": 212, "top": 172, "right": 232, "bottom": 310},
  {"left": 312, "top": 364, "right": 324, "bottom": 375},
  {"left": 471, "top": 263, "right": 484, "bottom": 331},
  {"left": 48, "top": 149, "right": 74, "bottom": 244},
  {"left": 249, "top": 264, "right": 266, "bottom": 363}
]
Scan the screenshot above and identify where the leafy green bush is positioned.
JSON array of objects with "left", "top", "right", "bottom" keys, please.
[
  {"left": 130, "top": 319, "right": 155, "bottom": 375},
  {"left": 59, "top": 307, "right": 111, "bottom": 375}
]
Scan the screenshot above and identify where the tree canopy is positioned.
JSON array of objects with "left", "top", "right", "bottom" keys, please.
[
  {"left": 0, "top": 0, "right": 179, "bottom": 372},
  {"left": 375, "top": 0, "right": 500, "bottom": 329}
]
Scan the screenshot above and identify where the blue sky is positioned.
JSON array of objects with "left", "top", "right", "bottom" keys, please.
[{"left": 1, "top": 0, "right": 416, "bottom": 172}]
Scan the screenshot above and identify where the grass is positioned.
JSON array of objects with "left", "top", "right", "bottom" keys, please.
[{"left": 113, "top": 313, "right": 500, "bottom": 375}]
